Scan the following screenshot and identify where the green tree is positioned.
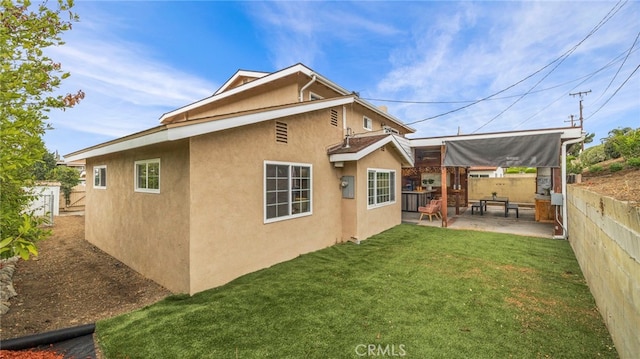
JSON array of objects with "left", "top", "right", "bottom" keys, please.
[
  {"left": 48, "top": 166, "right": 80, "bottom": 206},
  {"left": 32, "top": 151, "right": 58, "bottom": 180},
  {"left": 567, "top": 132, "right": 594, "bottom": 157},
  {"left": 1, "top": 0, "right": 83, "bottom": 260},
  {"left": 602, "top": 127, "right": 633, "bottom": 159},
  {"left": 610, "top": 128, "right": 640, "bottom": 160}
]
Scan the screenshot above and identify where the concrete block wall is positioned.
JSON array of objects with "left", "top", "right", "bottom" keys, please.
[{"left": 567, "top": 185, "right": 639, "bottom": 359}]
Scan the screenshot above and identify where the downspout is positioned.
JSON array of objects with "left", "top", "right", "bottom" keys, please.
[
  {"left": 557, "top": 133, "right": 585, "bottom": 239},
  {"left": 299, "top": 74, "right": 317, "bottom": 102}
]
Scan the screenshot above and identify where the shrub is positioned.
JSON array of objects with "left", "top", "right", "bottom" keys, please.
[
  {"left": 613, "top": 128, "right": 640, "bottom": 159},
  {"left": 588, "top": 164, "right": 603, "bottom": 173},
  {"left": 609, "top": 163, "right": 624, "bottom": 172},
  {"left": 580, "top": 145, "right": 607, "bottom": 166},
  {"left": 567, "top": 161, "right": 584, "bottom": 175},
  {"left": 627, "top": 157, "right": 640, "bottom": 168},
  {"left": 524, "top": 167, "right": 537, "bottom": 173}
]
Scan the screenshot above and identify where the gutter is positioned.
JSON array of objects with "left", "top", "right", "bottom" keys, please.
[
  {"left": 556, "top": 133, "right": 585, "bottom": 239},
  {"left": 299, "top": 74, "right": 317, "bottom": 102}
]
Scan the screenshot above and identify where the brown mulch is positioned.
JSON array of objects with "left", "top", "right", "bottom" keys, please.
[
  {"left": 0, "top": 215, "right": 171, "bottom": 341},
  {"left": 574, "top": 167, "right": 640, "bottom": 206}
]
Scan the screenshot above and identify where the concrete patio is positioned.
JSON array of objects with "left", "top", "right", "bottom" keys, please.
[{"left": 402, "top": 204, "right": 556, "bottom": 238}]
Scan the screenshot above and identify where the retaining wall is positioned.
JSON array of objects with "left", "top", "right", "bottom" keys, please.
[{"left": 567, "top": 185, "right": 639, "bottom": 359}]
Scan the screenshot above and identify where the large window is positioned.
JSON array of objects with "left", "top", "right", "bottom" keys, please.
[
  {"left": 368, "top": 169, "right": 396, "bottom": 207},
  {"left": 265, "top": 161, "right": 312, "bottom": 222},
  {"left": 135, "top": 159, "right": 160, "bottom": 193},
  {"left": 94, "top": 165, "right": 106, "bottom": 189}
]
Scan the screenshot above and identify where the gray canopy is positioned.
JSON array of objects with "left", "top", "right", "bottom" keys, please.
[{"left": 443, "top": 133, "right": 561, "bottom": 167}]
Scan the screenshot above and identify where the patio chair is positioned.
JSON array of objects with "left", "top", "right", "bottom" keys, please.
[{"left": 418, "top": 199, "right": 442, "bottom": 222}]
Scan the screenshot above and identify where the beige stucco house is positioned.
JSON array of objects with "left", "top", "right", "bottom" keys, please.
[{"left": 65, "top": 64, "right": 415, "bottom": 294}]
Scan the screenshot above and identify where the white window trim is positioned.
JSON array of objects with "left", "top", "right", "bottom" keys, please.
[
  {"left": 363, "top": 116, "right": 372, "bottom": 131},
  {"left": 93, "top": 165, "right": 107, "bottom": 189},
  {"left": 134, "top": 158, "right": 161, "bottom": 194},
  {"left": 367, "top": 168, "right": 396, "bottom": 209},
  {"left": 264, "top": 160, "right": 313, "bottom": 223}
]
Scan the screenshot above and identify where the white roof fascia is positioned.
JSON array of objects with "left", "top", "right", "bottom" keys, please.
[
  {"left": 354, "top": 98, "right": 415, "bottom": 133},
  {"left": 213, "top": 70, "right": 270, "bottom": 95},
  {"left": 167, "top": 97, "right": 355, "bottom": 141},
  {"left": 64, "top": 130, "right": 169, "bottom": 162},
  {"left": 409, "top": 127, "right": 583, "bottom": 147},
  {"left": 160, "top": 64, "right": 353, "bottom": 124},
  {"left": 329, "top": 135, "right": 414, "bottom": 166}
]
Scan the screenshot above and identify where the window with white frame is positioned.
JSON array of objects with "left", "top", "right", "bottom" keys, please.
[
  {"left": 93, "top": 165, "right": 107, "bottom": 189},
  {"left": 265, "top": 161, "right": 312, "bottom": 222},
  {"left": 367, "top": 169, "right": 396, "bottom": 207},
  {"left": 309, "top": 92, "right": 323, "bottom": 101},
  {"left": 363, "top": 116, "right": 372, "bottom": 131},
  {"left": 135, "top": 159, "right": 160, "bottom": 193}
]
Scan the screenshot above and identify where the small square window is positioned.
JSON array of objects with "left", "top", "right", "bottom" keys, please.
[
  {"left": 93, "top": 165, "right": 106, "bottom": 189},
  {"left": 135, "top": 159, "right": 160, "bottom": 193},
  {"left": 363, "top": 116, "right": 372, "bottom": 131}
]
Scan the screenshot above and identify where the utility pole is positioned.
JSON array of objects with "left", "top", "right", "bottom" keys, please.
[{"left": 569, "top": 90, "right": 591, "bottom": 150}]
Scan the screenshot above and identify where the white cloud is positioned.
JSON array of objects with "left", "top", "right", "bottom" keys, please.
[
  {"left": 44, "top": 11, "right": 217, "bottom": 151},
  {"left": 369, "top": 1, "right": 639, "bottom": 140}
]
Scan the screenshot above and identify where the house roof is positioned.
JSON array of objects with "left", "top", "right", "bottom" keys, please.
[
  {"left": 158, "top": 63, "right": 414, "bottom": 134},
  {"left": 327, "top": 134, "right": 414, "bottom": 168},
  {"left": 213, "top": 70, "right": 270, "bottom": 95},
  {"left": 66, "top": 96, "right": 367, "bottom": 161}
]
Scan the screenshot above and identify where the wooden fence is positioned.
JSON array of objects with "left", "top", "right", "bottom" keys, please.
[{"left": 59, "top": 184, "right": 86, "bottom": 211}]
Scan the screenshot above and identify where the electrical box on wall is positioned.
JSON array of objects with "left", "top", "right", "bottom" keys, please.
[
  {"left": 341, "top": 176, "right": 355, "bottom": 199},
  {"left": 551, "top": 193, "right": 563, "bottom": 206}
]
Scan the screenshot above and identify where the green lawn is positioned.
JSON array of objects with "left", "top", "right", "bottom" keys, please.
[{"left": 96, "top": 224, "right": 617, "bottom": 358}]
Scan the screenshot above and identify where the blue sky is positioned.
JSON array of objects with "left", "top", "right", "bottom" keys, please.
[{"left": 44, "top": 1, "right": 639, "bottom": 158}]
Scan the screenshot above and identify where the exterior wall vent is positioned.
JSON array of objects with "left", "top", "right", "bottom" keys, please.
[
  {"left": 275, "top": 121, "right": 288, "bottom": 143},
  {"left": 330, "top": 109, "right": 339, "bottom": 127},
  {"left": 383, "top": 126, "right": 399, "bottom": 135}
]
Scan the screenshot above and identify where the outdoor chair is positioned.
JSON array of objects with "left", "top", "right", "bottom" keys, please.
[
  {"left": 418, "top": 199, "right": 442, "bottom": 222},
  {"left": 507, "top": 203, "right": 519, "bottom": 218}
]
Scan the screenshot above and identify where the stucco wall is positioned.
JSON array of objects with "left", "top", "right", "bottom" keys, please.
[
  {"left": 340, "top": 162, "right": 358, "bottom": 241},
  {"left": 567, "top": 185, "right": 640, "bottom": 359},
  {"left": 354, "top": 144, "right": 403, "bottom": 240},
  {"left": 468, "top": 177, "right": 536, "bottom": 203},
  {"left": 192, "top": 82, "right": 299, "bottom": 120},
  {"left": 85, "top": 140, "right": 191, "bottom": 293},
  {"left": 188, "top": 109, "right": 346, "bottom": 294}
]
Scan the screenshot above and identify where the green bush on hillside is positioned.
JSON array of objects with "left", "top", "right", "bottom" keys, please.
[{"left": 580, "top": 145, "right": 607, "bottom": 166}]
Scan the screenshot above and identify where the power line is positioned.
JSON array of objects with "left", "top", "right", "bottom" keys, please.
[
  {"left": 586, "top": 63, "right": 639, "bottom": 120},
  {"left": 595, "top": 31, "right": 640, "bottom": 102},
  {"left": 404, "top": 0, "right": 627, "bottom": 128},
  {"left": 513, "top": 44, "right": 639, "bottom": 129},
  {"left": 362, "top": 46, "right": 638, "bottom": 108},
  {"left": 471, "top": 0, "right": 627, "bottom": 133}
]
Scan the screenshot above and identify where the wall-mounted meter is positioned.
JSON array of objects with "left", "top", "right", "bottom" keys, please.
[{"left": 341, "top": 176, "right": 354, "bottom": 199}]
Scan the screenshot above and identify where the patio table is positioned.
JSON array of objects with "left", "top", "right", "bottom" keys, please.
[{"left": 479, "top": 197, "right": 510, "bottom": 217}]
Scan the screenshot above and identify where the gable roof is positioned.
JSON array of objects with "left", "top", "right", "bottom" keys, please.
[
  {"left": 327, "top": 134, "right": 414, "bottom": 167},
  {"left": 213, "top": 69, "right": 270, "bottom": 95},
  {"left": 65, "top": 64, "right": 415, "bottom": 161},
  {"left": 159, "top": 63, "right": 352, "bottom": 124},
  {"left": 158, "top": 63, "right": 414, "bottom": 134}
]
